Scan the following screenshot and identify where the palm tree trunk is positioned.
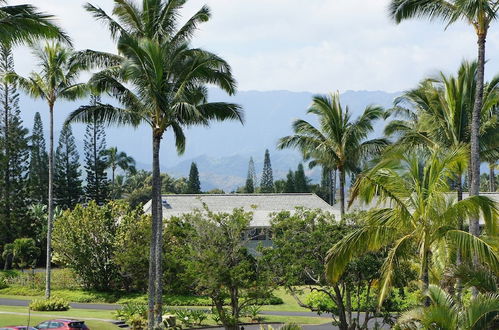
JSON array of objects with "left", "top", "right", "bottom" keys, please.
[
  {"left": 456, "top": 175, "right": 463, "bottom": 302},
  {"left": 148, "top": 130, "right": 164, "bottom": 328},
  {"left": 422, "top": 250, "right": 430, "bottom": 307},
  {"left": 45, "top": 103, "right": 54, "bottom": 299},
  {"left": 489, "top": 163, "right": 496, "bottom": 192},
  {"left": 469, "top": 33, "right": 486, "bottom": 238},
  {"left": 339, "top": 166, "right": 345, "bottom": 219}
]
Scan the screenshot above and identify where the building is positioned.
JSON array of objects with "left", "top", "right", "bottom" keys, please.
[{"left": 143, "top": 193, "right": 337, "bottom": 253}]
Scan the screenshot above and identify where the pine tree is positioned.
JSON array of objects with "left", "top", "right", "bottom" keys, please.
[
  {"left": 54, "top": 123, "right": 82, "bottom": 209},
  {"left": 84, "top": 95, "right": 109, "bottom": 205},
  {"left": 260, "top": 149, "right": 274, "bottom": 193},
  {"left": 28, "top": 112, "right": 49, "bottom": 204},
  {"left": 245, "top": 157, "right": 256, "bottom": 193},
  {"left": 0, "top": 44, "right": 30, "bottom": 242},
  {"left": 284, "top": 170, "right": 295, "bottom": 193},
  {"left": 186, "top": 162, "right": 201, "bottom": 194},
  {"left": 294, "top": 163, "right": 309, "bottom": 193}
]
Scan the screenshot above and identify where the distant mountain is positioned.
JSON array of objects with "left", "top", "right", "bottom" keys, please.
[{"left": 17, "top": 89, "right": 401, "bottom": 191}]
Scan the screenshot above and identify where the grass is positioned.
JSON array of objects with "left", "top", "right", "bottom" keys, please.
[
  {"left": 0, "top": 305, "right": 115, "bottom": 319},
  {"left": 0, "top": 305, "right": 330, "bottom": 327},
  {"left": 0, "top": 306, "right": 119, "bottom": 329}
]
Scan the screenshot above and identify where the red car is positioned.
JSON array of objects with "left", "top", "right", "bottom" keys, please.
[
  {"left": 0, "top": 327, "right": 37, "bottom": 330},
  {"left": 33, "top": 320, "right": 89, "bottom": 330}
]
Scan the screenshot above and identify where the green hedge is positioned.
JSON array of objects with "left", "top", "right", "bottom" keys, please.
[{"left": 29, "top": 298, "right": 70, "bottom": 311}]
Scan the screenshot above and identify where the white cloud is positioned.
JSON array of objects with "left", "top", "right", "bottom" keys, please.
[{"left": 10, "top": 0, "right": 499, "bottom": 92}]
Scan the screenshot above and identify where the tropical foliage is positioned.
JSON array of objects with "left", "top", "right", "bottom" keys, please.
[
  {"left": 325, "top": 146, "right": 499, "bottom": 307},
  {"left": 278, "top": 92, "right": 387, "bottom": 217}
]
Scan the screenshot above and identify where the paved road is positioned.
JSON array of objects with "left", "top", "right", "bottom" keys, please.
[{"left": 0, "top": 298, "right": 120, "bottom": 310}]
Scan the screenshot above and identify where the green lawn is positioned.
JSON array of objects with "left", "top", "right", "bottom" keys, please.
[
  {"left": 0, "top": 305, "right": 330, "bottom": 327},
  {"left": 0, "top": 287, "right": 314, "bottom": 313},
  {"left": 0, "top": 305, "right": 115, "bottom": 319},
  {"left": 0, "top": 306, "right": 119, "bottom": 330}
]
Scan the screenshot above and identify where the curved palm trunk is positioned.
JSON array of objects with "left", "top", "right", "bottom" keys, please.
[
  {"left": 45, "top": 103, "right": 54, "bottom": 299},
  {"left": 489, "top": 163, "right": 496, "bottom": 192},
  {"left": 469, "top": 33, "right": 486, "bottom": 238},
  {"left": 148, "top": 130, "right": 163, "bottom": 329}
]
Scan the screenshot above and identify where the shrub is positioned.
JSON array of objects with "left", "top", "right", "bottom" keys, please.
[
  {"left": 281, "top": 324, "right": 302, "bottom": 330},
  {"left": 128, "top": 314, "right": 147, "bottom": 330},
  {"left": 0, "top": 277, "right": 7, "bottom": 290},
  {"left": 29, "top": 298, "right": 70, "bottom": 311},
  {"left": 114, "top": 302, "right": 147, "bottom": 321},
  {"left": 242, "top": 305, "right": 262, "bottom": 322}
]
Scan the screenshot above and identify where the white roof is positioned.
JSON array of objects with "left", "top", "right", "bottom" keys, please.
[{"left": 143, "top": 193, "right": 338, "bottom": 227}]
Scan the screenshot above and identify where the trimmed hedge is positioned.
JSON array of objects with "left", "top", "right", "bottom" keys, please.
[{"left": 29, "top": 298, "right": 70, "bottom": 311}]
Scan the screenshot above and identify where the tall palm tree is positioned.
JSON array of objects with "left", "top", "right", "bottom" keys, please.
[
  {"left": 0, "top": 1, "right": 69, "bottom": 45},
  {"left": 103, "top": 146, "right": 135, "bottom": 186},
  {"left": 67, "top": 1, "right": 242, "bottom": 326},
  {"left": 7, "top": 43, "right": 88, "bottom": 298},
  {"left": 278, "top": 92, "right": 387, "bottom": 217},
  {"left": 389, "top": 0, "right": 499, "bottom": 238},
  {"left": 325, "top": 147, "right": 498, "bottom": 307}
]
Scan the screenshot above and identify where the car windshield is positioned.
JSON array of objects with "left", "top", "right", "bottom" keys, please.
[{"left": 68, "top": 322, "right": 85, "bottom": 328}]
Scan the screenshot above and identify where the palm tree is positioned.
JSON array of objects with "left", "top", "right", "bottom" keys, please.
[
  {"left": 7, "top": 43, "right": 88, "bottom": 298},
  {"left": 396, "top": 285, "right": 499, "bottom": 329},
  {"left": 325, "top": 147, "right": 498, "bottom": 307},
  {"left": 1, "top": 242, "right": 13, "bottom": 270},
  {"left": 67, "top": 1, "right": 242, "bottom": 326},
  {"left": 278, "top": 92, "right": 387, "bottom": 217},
  {"left": 103, "top": 146, "right": 135, "bottom": 186},
  {"left": 0, "top": 1, "right": 69, "bottom": 45},
  {"left": 386, "top": 60, "right": 499, "bottom": 201},
  {"left": 389, "top": 0, "right": 499, "bottom": 238}
]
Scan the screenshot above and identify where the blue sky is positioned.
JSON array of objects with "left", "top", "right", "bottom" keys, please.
[{"left": 11, "top": 0, "right": 499, "bottom": 93}]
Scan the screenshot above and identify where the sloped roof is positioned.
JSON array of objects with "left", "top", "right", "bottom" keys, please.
[{"left": 143, "top": 193, "right": 338, "bottom": 227}]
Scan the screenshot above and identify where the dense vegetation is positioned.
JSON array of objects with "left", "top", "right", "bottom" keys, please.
[{"left": 0, "top": 0, "right": 497, "bottom": 329}]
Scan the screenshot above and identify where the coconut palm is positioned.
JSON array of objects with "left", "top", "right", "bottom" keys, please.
[
  {"left": 325, "top": 146, "right": 498, "bottom": 307},
  {"left": 67, "top": 1, "right": 242, "bottom": 326},
  {"left": 389, "top": 0, "right": 499, "bottom": 238},
  {"left": 386, "top": 60, "right": 499, "bottom": 201},
  {"left": 0, "top": 1, "right": 69, "bottom": 45},
  {"left": 103, "top": 147, "right": 135, "bottom": 186},
  {"left": 395, "top": 285, "right": 499, "bottom": 329},
  {"left": 278, "top": 92, "right": 387, "bottom": 217},
  {"left": 7, "top": 42, "right": 88, "bottom": 298}
]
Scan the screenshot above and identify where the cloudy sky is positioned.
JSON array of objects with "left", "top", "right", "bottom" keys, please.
[{"left": 11, "top": 0, "right": 499, "bottom": 93}]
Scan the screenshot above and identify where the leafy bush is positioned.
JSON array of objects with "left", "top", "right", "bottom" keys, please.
[
  {"left": 114, "top": 302, "right": 147, "bottom": 321},
  {"left": 29, "top": 298, "right": 70, "bottom": 311},
  {"left": 4, "top": 269, "right": 80, "bottom": 291},
  {"left": 0, "top": 277, "right": 7, "bottom": 290},
  {"left": 305, "top": 288, "right": 419, "bottom": 313},
  {"left": 128, "top": 314, "right": 147, "bottom": 330},
  {"left": 281, "top": 323, "right": 302, "bottom": 330},
  {"left": 241, "top": 305, "right": 262, "bottom": 322}
]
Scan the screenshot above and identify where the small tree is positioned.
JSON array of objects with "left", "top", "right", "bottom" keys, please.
[
  {"left": 11, "top": 238, "right": 39, "bottom": 271},
  {"left": 245, "top": 157, "right": 257, "bottom": 193},
  {"left": 184, "top": 207, "right": 273, "bottom": 329},
  {"left": 186, "top": 162, "right": 201, "bottom": 194},
  {"left": 260, "top": 149, "right": 274, "bottom": 193},
  {"left": 263, "top": 209, "right": 402, "bottom": 330},
  {"left": 284, "top": 170, "right": 295, "bottom": 193},
  {"left": 294, "top": 163, "right": 309, "bottom": 192},
  {"left": 28, "top": 112, "right": 48, "bottom": 204},
  {"left": 52, "top": 201, "right": 125, "bottom": 290},
  {"left": 54, "top": 123, "right": 82, "bottom": 209},
  {"left": 83, "top": 96, "right": 109, "bottom": 205}
]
